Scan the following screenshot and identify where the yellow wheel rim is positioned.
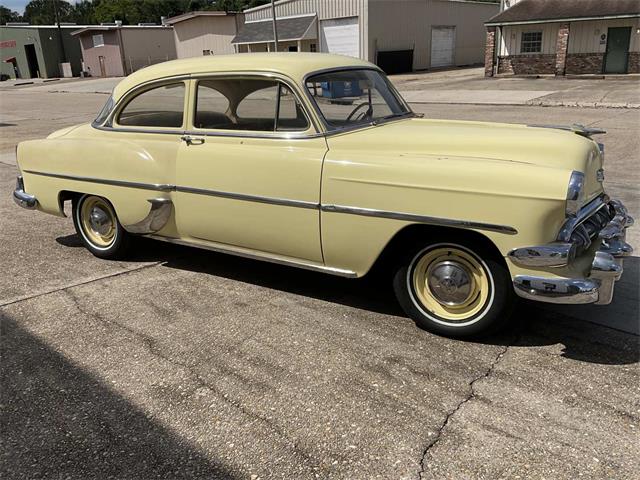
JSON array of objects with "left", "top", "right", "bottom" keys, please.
[
  {"left": 79, "top": 196, "right": 117, "bottom": 248},
  {"left": 410, "top": 245, "right": 492, "bottom": 323}
]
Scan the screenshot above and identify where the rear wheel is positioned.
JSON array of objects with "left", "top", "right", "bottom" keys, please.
[
  {"left": 72, "top": 194, "right": 130, "bottom": 259},
  {"left": 393, "top": 240, "right": 514, "bottom": 337}
]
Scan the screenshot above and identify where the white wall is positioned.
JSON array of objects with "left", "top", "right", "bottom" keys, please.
[
  {"left": 568, "top": 18, "right": 640, "bottom": 54},
  {"left": 173, "top": 15, "right": 243, "bottom": 58},
  {"left": 498, "top": 23, "right": 560, "bottom": 56},
  {"left": 368, "top": 0, "right": 499, "bottom": 69},
  {"left": 244, "top": 0, "right": 368, "bottom": 59}
]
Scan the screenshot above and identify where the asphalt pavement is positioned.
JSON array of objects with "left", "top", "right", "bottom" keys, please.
[{"left": 1, "top": 79, "right": 638, "bottom": 479}]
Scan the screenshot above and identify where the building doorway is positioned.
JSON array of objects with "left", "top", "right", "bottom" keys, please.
[
  {"left": 98, "top": 56, "right": 106, "bottom": 77},
  {"left": 24, "top": 44, "right": 39, "bottom": 78},
  {"left": 604, "top": 27, "right": 631, "bottom": 74}
]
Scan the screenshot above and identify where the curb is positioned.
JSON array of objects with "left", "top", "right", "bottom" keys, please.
[
  {"left": 525, "top": 100, "right": 640, "bottom": 109},
  {"left": 404, "top": 100, "right": 640, "bottom": 109}
]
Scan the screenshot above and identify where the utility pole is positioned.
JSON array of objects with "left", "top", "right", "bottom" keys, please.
[
  {"left": 270, "top": 0, "right": 279, "bottom": 52},
  {"left": 52, "top": 0, "right": 68, "bottom": 63}
]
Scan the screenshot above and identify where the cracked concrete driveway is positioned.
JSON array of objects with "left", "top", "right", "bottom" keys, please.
[{"left": 1, "top": 84, "right": 639, "bottom": 479}]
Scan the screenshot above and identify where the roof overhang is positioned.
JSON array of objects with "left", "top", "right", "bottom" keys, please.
[
  {"left": 164, "top": 10, "right": 237, "bottom": 25},
  {"left": 486, "top": 13, "right": 640, "bottom": 27}
]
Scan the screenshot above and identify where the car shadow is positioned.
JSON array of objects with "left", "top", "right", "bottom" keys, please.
[
  {"left": 57, "top": 234, "right": 640, "bottom": 366},
  {"left": 0, "top": 315, "right": 237, "bottom": 479}
]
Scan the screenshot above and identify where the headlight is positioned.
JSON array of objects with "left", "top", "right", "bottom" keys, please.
[{"left": 566, "top": 171, "right": 585, "bottom": 217}]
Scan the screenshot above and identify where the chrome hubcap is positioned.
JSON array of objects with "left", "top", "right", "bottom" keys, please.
[
  {"left": 89, "top": 206, "right": 112, "bottom": 235},
  {"left": 427, "top": 260, "right": 474, "bottom": 306}
]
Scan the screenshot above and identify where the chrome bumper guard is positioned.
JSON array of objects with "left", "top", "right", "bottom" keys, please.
[
  {"left": 512, "top": 198, "right": 633, "bottom": 305},
  {"left": 13, "top": 175, "right": 38, "bottom": 210}
]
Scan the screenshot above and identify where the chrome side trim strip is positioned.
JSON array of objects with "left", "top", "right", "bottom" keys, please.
[
  {"left": 148, "top": 235, "right": 359, "bottom": 278},
  {"left": 321, "top": 204, "right": 518, "bottom": 235},
  {"left": 22, "top": 170, "right": 518, "bottom": 234},
  {"left": 182, "top": 129, "right": 325, "bottom": 140},
  {"left": 175, "top": 186, "right": 318, "bottom": 209},
  {"left": 93, "top": 125, "right": 185, "bottom": 136},
  {"left": 123, "top": 198, "right": 173, "bottom": 234},
  {"left": 23, "top": 170, "right": 175, "bottom": 192}
]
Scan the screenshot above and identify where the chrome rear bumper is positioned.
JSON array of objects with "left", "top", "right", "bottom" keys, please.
[
  {"left": 512, "top": 198, "right": 633, "bottom": 306},
  {"left": 13, "top": 175, "right": 38, "bottom": 210}
]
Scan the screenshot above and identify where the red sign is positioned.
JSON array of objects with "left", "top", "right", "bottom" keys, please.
[{"left": 0, "top": 40, "right": 17, "bottom": 49}]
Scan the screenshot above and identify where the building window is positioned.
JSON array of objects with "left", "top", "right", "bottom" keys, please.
[
  {"left": 203, "top": 49, "right": 211, "bottom": 56},
  {"left": 521, "top": 31, "right": 542, "bottom": 53},
  {"left": 288, "top": 46, "right": 298, "bottom": 52},
  {"left": 92, "top": 34, "right": 104, "bottom": 47},
  {"left": 310, "top": 43, "right": 317, "bottom": 52}
]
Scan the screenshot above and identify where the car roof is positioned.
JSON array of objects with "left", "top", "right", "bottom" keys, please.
[{"left": 111, "top": 52, "right": 376, "bottom": 99}]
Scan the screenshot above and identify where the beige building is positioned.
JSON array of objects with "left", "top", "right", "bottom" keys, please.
[
  {"left": 72, "top": 24, "right": 176, "bottom": 77},
  {"left": 165, "top": 11, "right": 245, "bottom": 58},
  {"left": 232, "top": 0, "right": 499, "bottom": 73},
  {"left": 485, "top": 0, "right": 640, "bottom": 76}
]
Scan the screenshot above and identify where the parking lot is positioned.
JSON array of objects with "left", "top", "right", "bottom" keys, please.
[{"left": 1, "top": 74, "right": 639, "bottom": 479}]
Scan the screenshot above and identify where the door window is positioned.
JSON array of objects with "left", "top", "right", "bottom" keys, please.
[
  {"left": 194, "top": 78, "right": 309, "bottom": 132},
  {"left": 117, "top": 83, "right": 185, "bottom": 128},
  {"left": 277, "top": 84, "right": 310, "bottom": 131}
]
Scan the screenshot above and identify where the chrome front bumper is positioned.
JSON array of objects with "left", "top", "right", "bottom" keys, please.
[
  {"left": 13, "top": 175, "right": 38, "bottom": 209},
  {"left": 512, "top": 198, "right": 633, "bottom": 305}
]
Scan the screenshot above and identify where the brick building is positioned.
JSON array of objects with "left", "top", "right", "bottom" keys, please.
[{"left": 484, "top": 0, "right": 640, "bottom": 77}]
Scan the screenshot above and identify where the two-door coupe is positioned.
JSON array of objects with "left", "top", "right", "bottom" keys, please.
[{"left": 14, "top": 53, "right": 633, "bottom": 336}]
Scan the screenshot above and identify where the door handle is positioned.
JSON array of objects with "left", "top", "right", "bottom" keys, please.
[{"left": 181, "top": 135, "right": 205, "bottom": 146}]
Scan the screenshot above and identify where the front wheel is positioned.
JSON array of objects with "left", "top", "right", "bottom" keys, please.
[
  {"left": 72, "top": 194, "right": 131, "bottom": 259},
  {"left": 393, "top": 241, "right": 514, "bottom": 337}
]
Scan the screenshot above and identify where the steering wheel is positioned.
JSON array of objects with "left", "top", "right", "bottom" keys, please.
[{"left": 346, "top": 102, "right": 373, "bottom": 123}]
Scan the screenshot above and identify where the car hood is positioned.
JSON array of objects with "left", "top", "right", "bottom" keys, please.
[{"left": 327, "top": 117, "right": 604, "bottom": 201}]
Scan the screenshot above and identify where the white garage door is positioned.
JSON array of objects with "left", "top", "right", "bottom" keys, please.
[
  {"left": 320, "top": 17, "right": 360, "bottom": 58},
  {"left": 431, "top": 26, "right": 456, "bottom": 68}
]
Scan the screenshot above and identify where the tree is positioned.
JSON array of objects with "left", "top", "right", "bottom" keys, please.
[
  {"left": 213, "top": 0, "right": 269, "bottom": 12},
  {"left": 0, "top": 5, "right": 22, "bottom": 24},
  {"left": 23, "top": 0, "right": 73, "bottom": 24},
  {"left": 70, "top": 0, "right": 99, "bottom": 24}
]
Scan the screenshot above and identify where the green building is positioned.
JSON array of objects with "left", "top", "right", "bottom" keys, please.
[{"left": 0, "top": 25, "right": 85, "bottom": 79}]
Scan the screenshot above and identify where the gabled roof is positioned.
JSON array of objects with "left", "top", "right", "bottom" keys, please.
[
  {"left": 232, "top": 14, "right": 316, "bottom": 44},
  {"left": 487, "top": 0, "right": 640, "bottom": 26},
  {"left": 164, "top": 10, "right": 239, "bottom": 25}
]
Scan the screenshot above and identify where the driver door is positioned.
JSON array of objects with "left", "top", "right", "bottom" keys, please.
[{"left": 174, "top": 76, "right": 326, "bottom": 263}]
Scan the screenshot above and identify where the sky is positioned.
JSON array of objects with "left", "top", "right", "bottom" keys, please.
[{"left": 3, "top": 0, "right": 76, "bottom": 15}]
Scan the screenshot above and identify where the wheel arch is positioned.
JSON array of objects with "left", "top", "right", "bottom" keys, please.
[
  {"left": 57, "top": 190, "right": 83, "bottom": 217},
  {"left": 369, "top": 223, "right": 507, "bottom": 276}
]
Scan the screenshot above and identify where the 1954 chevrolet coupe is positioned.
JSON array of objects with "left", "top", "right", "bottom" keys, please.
[{"left": 14, "top": 53, "right": 634, "bottom": 336}]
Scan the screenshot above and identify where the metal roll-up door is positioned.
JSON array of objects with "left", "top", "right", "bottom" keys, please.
[
  {"left": 320, "top": 17, "right": 360, "bottom": 58},
  {"left": 431, "top": 26, "right": 456, "bottom": 68}
]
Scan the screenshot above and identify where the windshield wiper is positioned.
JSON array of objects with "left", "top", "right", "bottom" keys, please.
[{"left": 370, "top": 112, "right": 413, "bottom": 125}]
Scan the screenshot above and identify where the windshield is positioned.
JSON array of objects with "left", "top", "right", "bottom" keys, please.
[{"left": 306, "top": 69, "right": 411, "bottom": 130}]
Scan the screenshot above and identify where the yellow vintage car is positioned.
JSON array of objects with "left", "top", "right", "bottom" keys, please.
[{"left": 13, "top": 53, "right": 634, "bottom": 336}]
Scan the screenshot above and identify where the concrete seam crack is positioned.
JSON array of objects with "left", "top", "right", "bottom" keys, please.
[
  {"left": 416, "top": 341, "right": 513, "bottom": 480},
  {"left": 0, "top": 262, "right": 162, "bottom": 308}
]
